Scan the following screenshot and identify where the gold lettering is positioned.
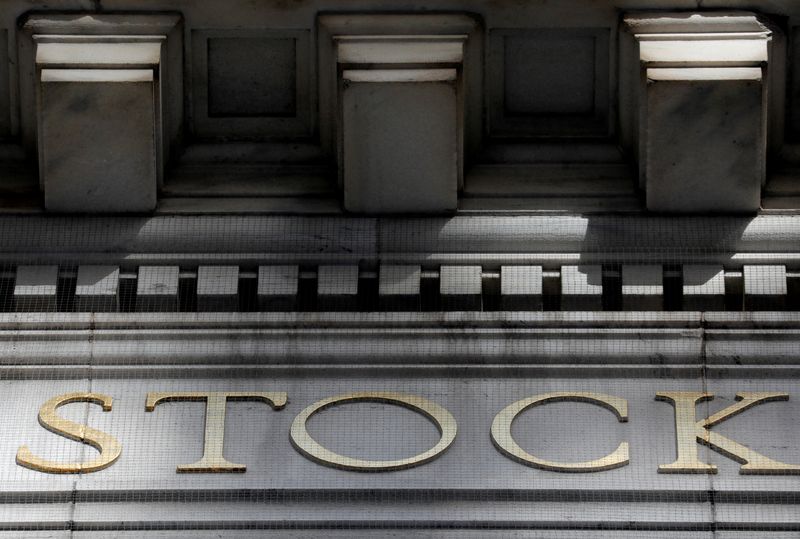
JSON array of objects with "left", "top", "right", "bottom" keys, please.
[
  {"left": 146, "top": 391, "right": 287, "bottom": 473},
  {"left": 657, "top": 391, "right": 800, "bottom": 474},
  {"left": 16, "top": 392, "right": 121, "bottom": 474},
  {"left": 290, "top": 392, "right": 457, "bottom": 472},
  {"left": 491, "top": 392, "right": 629, "bottom": 472}
]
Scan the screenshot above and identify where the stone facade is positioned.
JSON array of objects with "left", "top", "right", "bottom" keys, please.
[{"left": 0, "top": 1, "right": 798, "bottom": 537}]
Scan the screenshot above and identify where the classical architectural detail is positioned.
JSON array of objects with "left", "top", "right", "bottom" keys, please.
[
  {"left": 19, "top": 14, "right": 183, "bottom": 210},
  {"left": 0, "top": 1, "right": 798, "bottom": 537},
  {"left": 621, "top": 12, "right": 779, "bottom": 213}
]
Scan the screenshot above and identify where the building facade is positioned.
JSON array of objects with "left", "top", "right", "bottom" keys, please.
[{"left": 0, "top": 0, "right": 798, "bottom": 537}]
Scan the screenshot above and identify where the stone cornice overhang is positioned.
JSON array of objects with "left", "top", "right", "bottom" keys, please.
[
  {"left": 0, "top": 213, "right": 797, "bottom": 265},
  {"left": 0, "top": 213, "right": 795, "bottom": 372}
]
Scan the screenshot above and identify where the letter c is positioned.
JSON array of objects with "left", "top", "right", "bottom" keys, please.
[{"left": 491, "top": 392, "right": 629, "bottom": 472}]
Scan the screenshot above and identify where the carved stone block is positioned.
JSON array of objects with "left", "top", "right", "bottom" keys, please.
[
  {"left": 39, "top": 68, "right": 157, "bottom": 212},
  {"left": 621, "top": 265, "right": 663, "bottom": 311},
  {"left": 318, "top": 265, "right": 359, "bottom": 311},
  {"left": 440, "top": 265, "right": 482, "bottom": 311},
  {"left": 336, "top": 35, "right": 466, "bottom": 214},
  {"left": 621, "top": 12, "right": 776, "bottom": 213},
  {"left": 683, "top": 265, "right": 726, "bottom": 311},
  {"left": 22, "top": 14, "right": 183, "bottom": 213},
  {"left": 645, "top": 68, "right": 764, "bottom": 212},
  {"left": 560, "top": 265, "right": 602, "bottom": 311},
  {"left": 257, "top": 265, "right": 299, "bottom": 311},
  {"left": 137, "top": 266, "right": 179, "bottom": 312},
  {"left": 500, "top": 265, "right": 542, "bottom": 311},
  {"left": 744, "top": 265, "right": 787, "bottom": 310},
  {"left": 197, "top": 266, "right": 239, "bottom": 312},
  {"left": 14, "top": 265, "right": 58, "bottom": 312},
  {"left": 342, "top": 70, "right": 459, "bottom": 213},
  {"left": 378, "top": 265, "right": 421, "bottom": 311},
  {"left": 75, "top": 265, "right": 120, "bottom": 312}
]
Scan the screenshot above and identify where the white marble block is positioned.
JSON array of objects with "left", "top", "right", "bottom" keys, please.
[
  {"left": 440, "top": 265, "right": 482, "bottom": 311},
  {"left": 378, "top": 265, "right": 421, "bottom": 311},
  {"left": 14, "top": 265, "right": 58, "bottom": 312},
  {"left": 22, "top": 14, "right": 183, "bottom": 212},
  {"left": 197, "top": 266, "right": 239, "bottom": 312},
  {"left": 257, "top": 266, "right": 299, "bottom": 311},
  {"left": 337, "top": 36, "right": 465, "bottom": 213},
  {"left": 744, "top": 265, "right": 787, "bottom": 310},
  {"left": 621, "top": 265, "right": 663, "bottom": 311},
  {"left": 621, "top": 12, "right": 775, "bottom": 213},
  {"left": 500, "top": 266, "right": 542, "bottom": 311},
  {"left": 39, "top": 69, "right": 157, "bottom": 212},
  {"left": 560, "top": 265, "right": 602, "bottom": 311},
  {"left": 75, "top": 265, "right": 120, "bottom": 312},
  {"left": 645, "top": 68, "right": 764, "bottom": 212},
  {"left": 683, "top": 265, "right": 726, "bottom": 311},
  {"left": 317, "top": 265, "right": 359, "bottom": 311},
  {"left": 137, "top": 266, "right": 179, "bottom": 312}
]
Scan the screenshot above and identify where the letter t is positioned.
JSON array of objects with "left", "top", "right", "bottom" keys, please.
[{"left": 146, "top": 391, "right": 287, "bottom": 473}]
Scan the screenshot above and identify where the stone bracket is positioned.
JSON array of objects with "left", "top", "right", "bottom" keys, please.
[
  {"left": 19, "top": 13, "right": 183, "bottom": 213},
  {"left": 318, "top": 14, "right": 481, "bottom": 214},
  {"left": 620, "top": 11, "right": 782, "bottom": 214},
  {"left": 337, "top": 34, "right": 465, "bottom": 213}
]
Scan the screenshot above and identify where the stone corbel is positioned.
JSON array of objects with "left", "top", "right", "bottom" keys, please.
[
  {"left": 20, "top": 14, "right": 182, "bottom": 212},
  {"left": 318, "top": 14, "right": 481, "bottom": 214},
  {"left": 338, "top": 35, "right": 465, "bottom": 213},
  {"left": 620, "top": 12, "right": 782, "bottom": 213}
]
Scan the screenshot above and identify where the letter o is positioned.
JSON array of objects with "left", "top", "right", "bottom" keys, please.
[{"left": 290, "top": 392, "right": 457, "bottom": 472}]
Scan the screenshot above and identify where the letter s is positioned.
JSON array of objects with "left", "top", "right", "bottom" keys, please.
[{"left": 16, "top": 392, "right": 121, "bottom": 474}]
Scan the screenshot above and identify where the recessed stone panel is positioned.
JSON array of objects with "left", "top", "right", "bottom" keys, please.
[
  {"left": 504, "top": 35, "right": 594, "bottom": 115},
  {"left": 207, "top": 37, "right": 296, "bottom": 118},
  {"left": 488, "top": 28, "right": 610, "bottom": 136},
  {"left": 0, "top": 29, "right": 9, "bottom": 137},
  {"left": 192, "top": 29, "right": 311, "bottom": 138},
  {"left": 790, "top": 26, "right": 800, "bottom": 138}
]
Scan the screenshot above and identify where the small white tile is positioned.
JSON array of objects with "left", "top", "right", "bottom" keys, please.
[
  {"left": 379, "top": 265, "right": 421, "bottom": 296},
  {"left": 318, "top": 266, "right": 359, "bottom": 296},
  {"left": 560, "top": 265, "right": 602, "bottom": 310},
  {"left": 136, "top": 266, "right": 179, "bottom": 311},
  {"left": 14, "top": 265, "right": 58, "bottom": 312},
  {"left": 75, "top": 265, "right": 120, "bottom": 312}
]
